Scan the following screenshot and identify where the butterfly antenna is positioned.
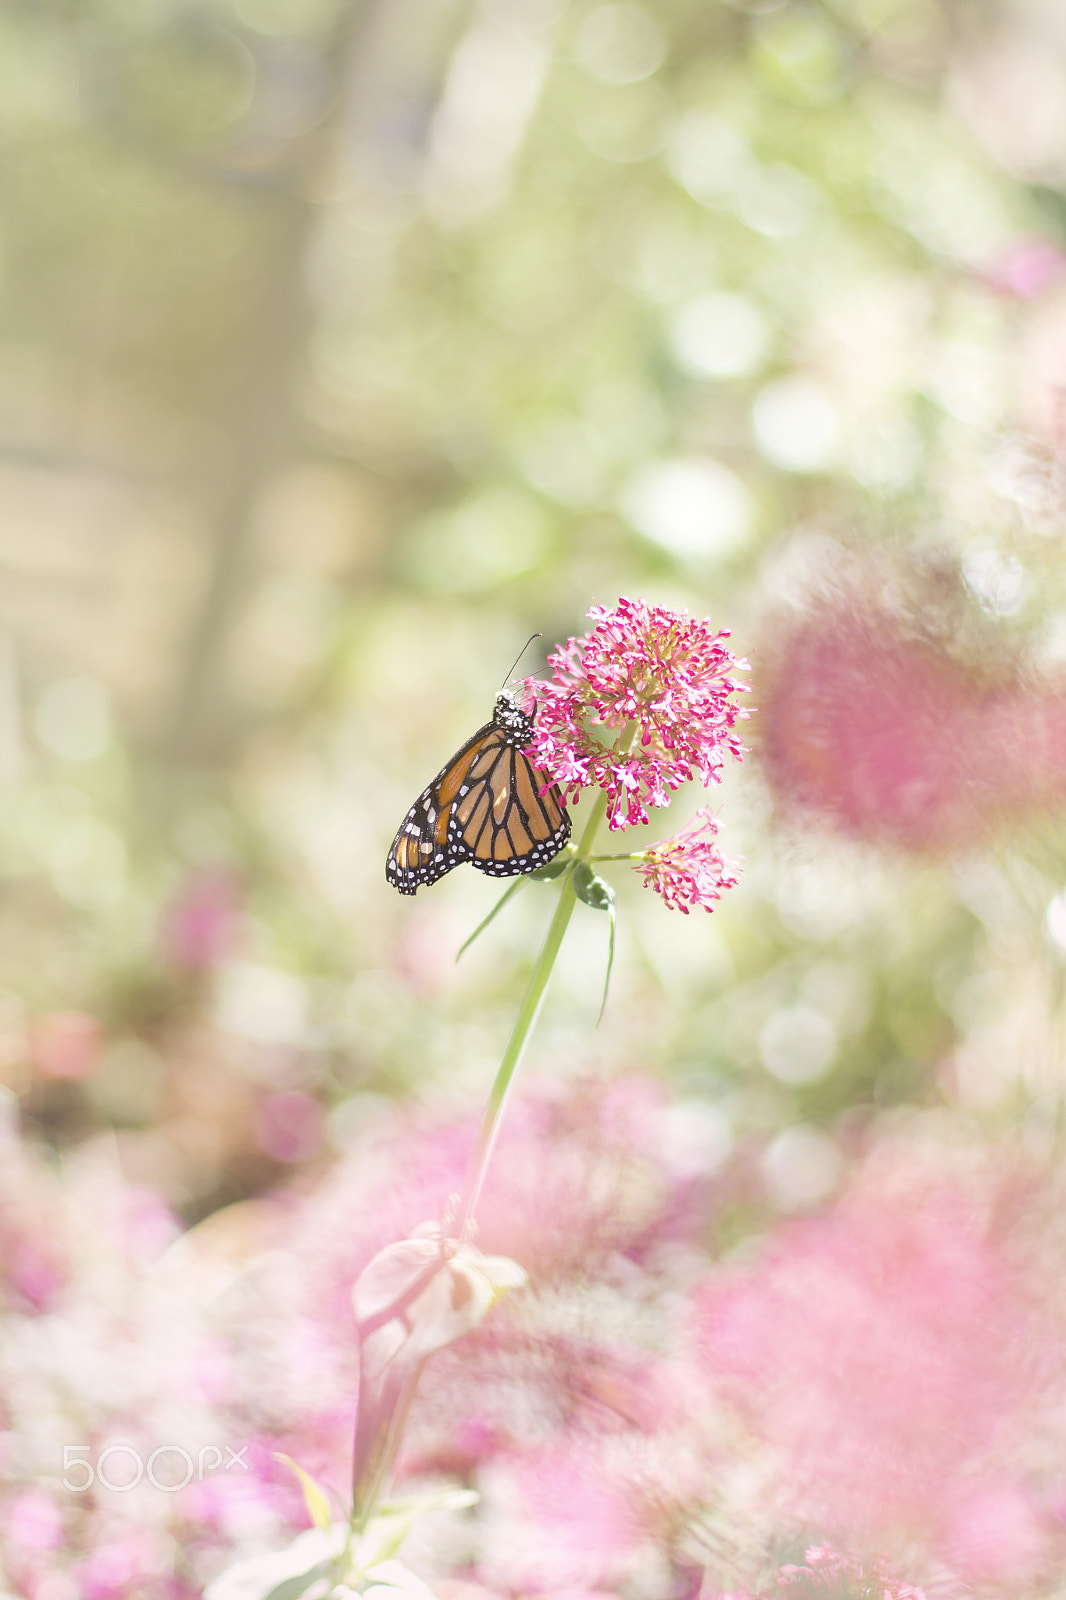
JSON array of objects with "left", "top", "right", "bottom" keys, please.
[{"left": 500, "top": 632, "right": 542, "bottom": 689}]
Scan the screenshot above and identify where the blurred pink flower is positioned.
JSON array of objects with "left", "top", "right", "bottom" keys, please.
[
  {"left": 488, "top": 1442, "right": 643, "bottom": 1591},
  {"left": 160, "top": 869, "right": 242, "bottom": 972},
  {"left": 691, "top": 1147, "right": 1060, "bottom": 1570},
  {"left": 760, "top": 590, "right": 1066, "bottom": 849},
  {"left": 7, "top": 1233, "right": 66, "bottom": 1309},
  {"left": 635, "top": 806, "right": 741, "bottom": 914},
  {"left": 2, "top": 1488, "right": 64, "bottom": 1552},
  {"left": 31, "top": 1010, "right": 101, "bottom": 1079},
  {"left": 71, "top": 1528, "right": 168, "bottom": 1599},
  {"left": 979, "top": 238, "right": 1066, "bottom": 301},
  {"left": 226, "top": 1075, "right": 696, "bottom": 1547},
  {"left": 524, "top": 597, "right": 748, "bottom": 830},
  {"left": 255, "top": 1091, "right": 325, "bottom": 1164},
  {"left": 286, "top": 1076, "right": 675, "bottom": 1333},
  {"left": 174, "top": 1332, "right": 236, "bottom": 1406},
  {"left": 121, "top": 1186, "right": 181, "bottom": 1263},
  {"left": 181, "top": 1468, "right": 293, "bottom": 1542},
  {"left": 524, "top": 1593, "right": 627, "bottom": 1600},
  {"left": 942, "top": 1481, "right": 1048, "bottom": 1584}
]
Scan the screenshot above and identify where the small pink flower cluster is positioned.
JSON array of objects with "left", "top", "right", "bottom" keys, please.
[
  {"left": 524, "top": 597, "right": 748, "bottom": 830},
  {"left": 634, "top": 806, "right": 740, "bottom": 914},
  {"left": 773, "top": 1544, "right": 926, "bottom": 1597},
  {"left": 524, "top": 597, "right": 748, "bottom": 912},
  {"left": 713, "top": 1544, "right": 929, "bottom": 1599}
]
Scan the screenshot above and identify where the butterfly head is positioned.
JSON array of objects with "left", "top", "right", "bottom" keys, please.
[{"left": 493, "top": 690, "right": 535, "bottom": 741}]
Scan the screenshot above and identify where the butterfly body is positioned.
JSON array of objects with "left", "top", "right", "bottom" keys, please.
[{"left": 386, "top": 691, "right": 570, "bottom": 896}]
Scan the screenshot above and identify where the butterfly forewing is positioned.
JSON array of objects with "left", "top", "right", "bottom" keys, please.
[{"left": 385, "top": 694, "right": 570, "bottom": 896}]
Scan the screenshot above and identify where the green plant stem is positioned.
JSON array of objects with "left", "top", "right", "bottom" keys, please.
[{"left": 454, "top": 787, "right": 609, "bottom": 1237}]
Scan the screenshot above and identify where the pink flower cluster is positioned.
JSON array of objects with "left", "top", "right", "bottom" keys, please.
[
  {"left": 713, "top": 1544, "right": 928, "bottom": 1599},
  {"left": 524, "top": 597, "right": 748, "bottom": 831},
  {"left": 773, "top": 1545, "right": 926, "bottom": 1598},
  {"left": 634, "top": 806, "right": 740, "bottom": 914}
]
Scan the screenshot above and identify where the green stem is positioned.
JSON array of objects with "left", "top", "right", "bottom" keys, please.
[{"left": 454, "top": 787, "right": 609, "bottom": 1237}]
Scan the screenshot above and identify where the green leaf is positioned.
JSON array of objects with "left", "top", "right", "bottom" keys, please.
[
  {"left": 362, "top": 1559, "right": 441, "bottom": 1598},
  {"left": 355, "top": 1487, "right": 480, "bottom": 1575},
  {"left": 273, "top": 1453, "right": 333, "bottom": 1532},
  {"left": 262, "top": 1561, "right": 332, "bottom": 1600},
  {"left": 573, "top": 860, "right": 612, "bottom": 912},
  {"left": 204, "top": 1528, "right": 345, "bottom": 1600},
  {"left": 455, "top": 878, "right": 526, "bottom": 961},
  {"left": 598, "top": 894, "right": 616, "bottom": 1027},
  {"left": 380, "top": 1488, "right": 480, "bottom": 1516},
  {"left": 530, "top": 849, "right": 574, "bottom": 881},
  {"left": 571, "top": 863, "right": 616, "bottom": 1023},
  {"left": 356, "top": 1504, "right": 419, "bottom": 1569}
]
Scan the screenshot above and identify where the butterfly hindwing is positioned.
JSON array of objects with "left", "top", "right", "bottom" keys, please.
[
  {"left": 385, "top": 694, "right": 570, "bottom": 896},
  {"left": 385, "top": 720, "right": 500, "bottom": 896}
]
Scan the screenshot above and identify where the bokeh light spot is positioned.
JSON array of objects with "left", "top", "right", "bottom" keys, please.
[
  {"left": 215, "top": 963, "right": 309, "bottom": 1047},
  {"left": 574, "top": 4, "right": 666, "bottom": 84},
  {"left": 670, "top": 292, "right": 771, "bottom": 379},
  {"left": 753, "top": 7, "right": 847, "bottom": 103},
  {"left": 753, "top": 376, "right": 840, "bottom": 471},
  {"left": 1046, "top": 891, "right": 1066, "bottom": 952},
  {"left": 759, "top": 1004, "right": 838, "bottom": 1085},
  {"left": 762, "top": 1124, "right": 843, "bottom": 1209},
  {"left": 662, "top": 1100, "right": 734, "bottom": 1179},
  {"left": 410, "top": 489, "right": 551, "bottom": 593},
  {"left": 667, "top": 111, "right": 755, "bottom": 207},
  {"left": 738, "top": 162, "right": 818, "bottom": 237},
  {"left": 233, "top": 0, "right": 342, "bottom": 38},
  {"left": 962, "top": 547, "right": 1027, "bottom": 617},
  {"left": 34, "top": 676, "right": 112, "bottom": 762},
  {"left": 576, "top": 80, "right": 673, "bottom": 163},
  {"left": 621, "top": 458, "right": 753, "bottom": 562}
]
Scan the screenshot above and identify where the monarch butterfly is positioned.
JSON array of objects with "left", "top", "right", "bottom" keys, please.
[{"left": 385, "top": 691, "right": 570, "bottom": 896}]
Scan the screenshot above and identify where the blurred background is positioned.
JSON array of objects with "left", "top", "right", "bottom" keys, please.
[{"left": 6, "top": 0, "right": 1066, "bottom": 1594}]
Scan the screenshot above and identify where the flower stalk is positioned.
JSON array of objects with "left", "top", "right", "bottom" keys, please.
[{"left": 454, "top": 783, "right": 610, "bottom": 1237}]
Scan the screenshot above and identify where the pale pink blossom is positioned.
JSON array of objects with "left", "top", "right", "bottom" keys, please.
[
  {"left": 71, "top": 1529, "right": 169, "bottom": 1599},
  {"left": 160, "top": 868, "right": 243, "bottom": 971},
  {"left": 979, "top": 238, "right": 1066, "bottom": 301},
  {"left": 255, "top": 1091, "right": 325, "bottom": 1164},
  {"left": 2, "top": 1488, "right": 64, "bottom": 1552},
  {"left": 31, "top": 1010, "right": 101, "bottom": 1080},
  {"left": 7, "top": 1232, "right": 66, "bottom": 1309},
  {"left": 121, "top": 1185, "right": 181, "bottom": 1264},
  {"left": 485, "top": 1442, "right": 643, "bottom": 1592}
]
